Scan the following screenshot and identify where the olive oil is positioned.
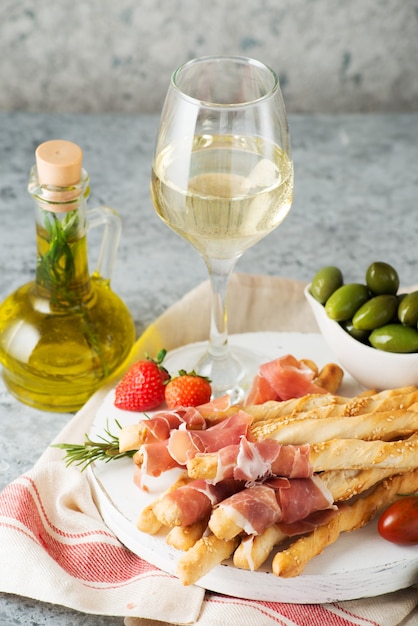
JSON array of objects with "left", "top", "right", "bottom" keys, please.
[{"left": 0, "top": 140, "right": 135, "bottom": 412}]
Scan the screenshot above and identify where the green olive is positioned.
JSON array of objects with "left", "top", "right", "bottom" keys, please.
[
  {"left": 398, "top": 291, "right": 418, "bottom": 327},
  {"left": 341, "top": 320, "right": 370, "bottom": 343},
  {"left": 325, "top": 283, "right": 370, "bottom": 322},
  {"left": 365, "top": 261, "right": 399, "bottom": 295},
  {"left": 310, "top": 266, "right": 343, "bottom": 304},
  {"left": 369, "top": 324, "right": 418, "bottom": 353},
  {"left": 352, "top": 294, "right": 398, "bottom": 330}
]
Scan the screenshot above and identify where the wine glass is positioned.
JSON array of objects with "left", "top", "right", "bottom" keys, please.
[{"left": 150, "top": 56, "right": 294, "bottom": 403}]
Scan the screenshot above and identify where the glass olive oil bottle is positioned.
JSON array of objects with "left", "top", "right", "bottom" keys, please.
[{"left": 0, "top": 140, "right": 135, "bottom": 412}]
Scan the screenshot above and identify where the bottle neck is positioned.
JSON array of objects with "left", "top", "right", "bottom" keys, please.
[{"left": 29, "top": 167, "right": 93, "bottom": 306}]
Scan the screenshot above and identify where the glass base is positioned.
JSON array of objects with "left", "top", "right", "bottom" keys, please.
[{"left": 164, "top": 341, "right": 266, "bottom": 404}]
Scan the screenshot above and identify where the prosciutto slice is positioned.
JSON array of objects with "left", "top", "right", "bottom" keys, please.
[
  {"left": 153, "top": 478, "right": 244, "bottom": 527},
  {"left": 267, "top": 474, "right": 335, "bottom": 524},
  {"left": 215, "top": 484, "right": 281, "bottom": 536},
  {"left": 277, "top": 507, "right": 338, "bottom": 536},
  {"left": 134, "top": 410, "right": 253, "bottom": 479},
  {"left": 137, "top": 407, "right": 206, "bottom": 444},
  {"left": 245, "top": 354, "right": 327, "bottom": 404},
  {"left": 137, "top": 412, "right": 184, "bottom": 445},
  {"left": 212, "top": 475, "right": 335, "bottom": 536},
  {"left": 168, "top": 410, "right": 253, "bottom": 465},
  {"left": 134, "top": 439, "right": 182, "bottom": 478},
  {"left": 213, "top": 437, "right": 312, "bottom": 483},
  {"left": 119, "top": 407, "right": 206, "bottom": 451}
]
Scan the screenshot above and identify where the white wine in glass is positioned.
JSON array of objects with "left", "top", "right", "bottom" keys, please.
[{"left": 151, "top": 56, "right": 294, "bottom": 402}]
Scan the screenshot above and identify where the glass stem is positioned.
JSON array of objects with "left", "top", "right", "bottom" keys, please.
[
  {"left": 205, "top": 256, "right": 237, "bottom": 360},
  {"left": 197, "top": 256, "right": 246, "bottom": 401}
]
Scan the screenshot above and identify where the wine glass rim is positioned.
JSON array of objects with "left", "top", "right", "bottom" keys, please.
[{"left": 171, "top": 55, "right": 280, "bottom": 108}]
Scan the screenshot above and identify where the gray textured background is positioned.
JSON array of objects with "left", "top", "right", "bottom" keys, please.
[{"left": 1, "top": 0, "right": 417, "bottom": 114}]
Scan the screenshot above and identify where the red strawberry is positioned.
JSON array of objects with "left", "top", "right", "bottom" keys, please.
[
  {"left": 114, "top": 349, "right": 169, "bottom": 411},
  {"left": 165, "top": 370, "right": 212, "bottom": 409}
]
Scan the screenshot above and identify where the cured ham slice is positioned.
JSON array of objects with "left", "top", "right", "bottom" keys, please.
[
  {"left": 277, "top": 508, "right": 338, "bottom": 537},
  {"left": 267, "top": 474, "right": 335, "bottom": 524},
  {"left": 134, "top": 410, "right": 253, "bottom": 480},
  {"left": 244, "top": 375, "right": 277, "bottom": 406},
  {"left": 139, "top": 407, "right": 206, "bottom": 443},
  {"left": 152, "top": 478, "right": 244, "bottom": 527},
  {"left": 210, "top": 484, "right": 281, "bottom": 537},
  {"left": 209, "top": 475, "right": 335, "bottom": 538},
  {"left": 210, "top": 437, "right": 312, "bottom": 483},
  {"left": 197, "top": 394, "right": 232, "bottom": 419},
  {"left": 119, "top": 407, "right": 206, "bottom": 452},
  {"left": 168, "top": 410, "right": 253, "bottom": 465},
  {"left": 136, "top": 412, "right": 184, "bottom": 445},
  {"left": 134, "top": 440, "right": 182, "bottom": 479},
  {"left": 245, "top": 354, "right": 328, "bottom": 405}
]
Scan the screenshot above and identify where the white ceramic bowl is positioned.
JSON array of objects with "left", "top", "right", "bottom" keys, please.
[{"left": 304, "top": 284, "right": 418, "bottom": 390}]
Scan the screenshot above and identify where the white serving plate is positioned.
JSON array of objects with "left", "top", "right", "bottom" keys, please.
[{"left": 88, "top": 332, "right": 418, "bottom": 603}]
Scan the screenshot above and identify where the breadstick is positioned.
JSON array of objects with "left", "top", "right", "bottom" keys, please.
[
  {"left": 272, "top": 468, "right": 418, "bottom": 578},
  {"left": 243, "top": 394, "right": 347, "bottom": 422},
  {"left": 152, "top": 479, "right": 243, "bottom": 528},
  {"left": 136, "top": 472, "right": 190, "bottom": 534},
  {"left": 176, "top": 534, "right": 239, "bottom": 586},
  {"left": 233, "top": 524, "right": 287, "bottom": 571},
  {"left": 208, "top": 506, "right": 244, "bottom": 540},
  {"left": 320, "top": 467, "right": 405, "bottom": 501},
  {"left": 309, "top": 434, "right": 418, "bottom": 472},
  {"left": 186, "top": 455, "right": 220, "bottom": 481},
  {"left": 136, "top": 503, "right": 162, "bottom": 535},
  {"left": 251, "top": 408, "right": 418, "bottom": 444},
  {"left": 119, "top": 423, "right": 142, "bottom": 452},
  {"left": 300, "top": 359, "right": 318, "bottom": 376},
  {"left": 165, "top": 517, "right": 209, "bottom": 551},
  {"left": 201, "top": 393, "right": 346, "bottom": 425},
  {"left": 246, "top": 386, "right": 418, "bottom": 425},
  {"left": 152, "top": 486, "right": 211, "bottom": 528},
  {"left": 313, "top": 363, "right": 344, "bottom": 394}
]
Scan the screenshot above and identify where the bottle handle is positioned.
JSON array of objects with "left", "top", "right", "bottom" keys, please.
[{"left": 87, "top": 206, "right": 122, "bottom": 281}]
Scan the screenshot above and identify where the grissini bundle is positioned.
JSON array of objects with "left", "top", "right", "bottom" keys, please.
[
  {"left": 272, "top": 468, "right": 418, "bottom": 578},
  {"left": 177, "top": 468, "right": 418, "bottom": 581},
  {"left": 131, "top": 379, "right": 418, "bottom": 585}
]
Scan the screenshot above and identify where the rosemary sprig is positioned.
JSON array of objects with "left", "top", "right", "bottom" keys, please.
[
  {"left": 37, "top": 209, "right": 109, "bottom": 376},
  {"left": 52, "top": 419, "right": 135, "bottom": 472},
  {"left": 37, "top": 211, "right": 78, "bottom": 299}
]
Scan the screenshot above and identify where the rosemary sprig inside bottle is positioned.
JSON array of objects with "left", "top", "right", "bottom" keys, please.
[
  {"left": 36, "top": 208, "right": 109, "bottom": 376},
  {"left": 52, "top": 419, "right": 134, "bottom": 472},
  {"left": 36, "top": 210, "right": 79, "bottom": 302}
]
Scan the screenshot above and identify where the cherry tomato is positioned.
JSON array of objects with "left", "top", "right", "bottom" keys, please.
[{"left": 377, "top": 496, "right": 418, "bottom": 545}]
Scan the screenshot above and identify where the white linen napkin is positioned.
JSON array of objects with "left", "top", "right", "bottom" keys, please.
[{"left": 0, "top": 274, "right": 416, "bottom": 626}]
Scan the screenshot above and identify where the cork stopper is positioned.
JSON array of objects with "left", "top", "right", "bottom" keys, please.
[{"left": 35, "top": 140, "right": 83, "bottom": 187}]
